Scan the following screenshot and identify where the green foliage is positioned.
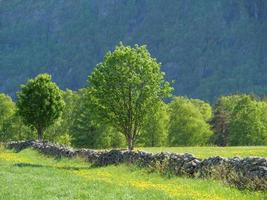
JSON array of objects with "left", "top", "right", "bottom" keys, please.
[
  {"left": 70, "top": 89, "right": 125, "bottom": 149},
  {"left": 229, "top": 96, "right": 267, "bottom": 145},
  {"left": 212, "top": 95, "right": 267, "bottom": 146},
  {"left": 138, "top": 102, "right": 169, "bottom": 147},
  {"left": 190, "top": 99, "right": 212, "bottom": 122},
  {"left": 89, "top": 43, "right": 172, "bottom": 150},
  {"left": 45, "top": 89, "right": 79, "bottom": 145},
  {"left": 168, "top": 97, "right": 213, "bottom": 146},
  {"left": 0, "top": 93, "right": 15, "bottom": 141},
  {"left": 211, "top": 95, "right": 247, "bottom": 146},
  {"left": 0, "top": 93, "right": 15, "bottom": 127},
  {"left": 0, "top": 113, "right": 34, "bottom": 142},
  {"left": 16, "top": 74, "right": 65, "bottom": 141},
  {"left": 0, "top": 93, "right": 33, "bottom": 142}
]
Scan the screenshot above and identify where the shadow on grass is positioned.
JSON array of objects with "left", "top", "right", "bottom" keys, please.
[{"left": 14, "top": 162, "right": 93, "bottom": 171}]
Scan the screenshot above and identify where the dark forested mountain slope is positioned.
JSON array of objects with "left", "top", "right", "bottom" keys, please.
[{"left": 1, "top": 0, "right": 267, "bottom": 101}]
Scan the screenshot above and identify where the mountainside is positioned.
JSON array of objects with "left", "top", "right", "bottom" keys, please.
[{"left": 1, "top": 0, "right": 267, "bottom": 101}]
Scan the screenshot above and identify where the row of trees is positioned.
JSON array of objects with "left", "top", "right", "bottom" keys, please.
[
  {"left": 1, "top": 90, "right": 266, "bottom": 149},
  {"left": 0, "top": 44, "right": 267, "bottom": 149}
]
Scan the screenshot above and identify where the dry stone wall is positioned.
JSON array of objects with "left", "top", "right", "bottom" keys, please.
[{"left": 5, "top": 140, "right": 267, "bottom": 191}]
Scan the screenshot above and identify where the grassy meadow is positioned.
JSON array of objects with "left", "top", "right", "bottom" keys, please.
[
  {"left": 0, "top": 147, "right": 266, "bottom": 200},
  {"left": 141, "top": 146, "right": 267, "bottom": 158}
]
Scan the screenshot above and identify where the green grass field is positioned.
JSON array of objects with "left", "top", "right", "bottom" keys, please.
[
  {"left": 0, "top": 147, "right": 266, "bottom": 200},
  {"left": 141, "top": 146, "right": 267, "bottom": 158}
]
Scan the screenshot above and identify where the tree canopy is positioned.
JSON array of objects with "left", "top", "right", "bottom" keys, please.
[
  {"left": 89, "top": 43, "right": 172, "bottom": 150},
  {"left": 16, "top": 74, "right": 65, "bottom": 141}
]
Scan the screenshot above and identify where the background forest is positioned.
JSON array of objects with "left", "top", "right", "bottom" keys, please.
[{"left": 1, "top": 0, "right": 267, "bottom": 102}]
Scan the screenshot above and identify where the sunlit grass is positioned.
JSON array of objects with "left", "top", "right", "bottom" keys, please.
[
  {"left": 0, "top": 148, "right": 266, "bottom": 200},
  {"left": 141, "top": 146, "right": 267, "bottom": 158}
]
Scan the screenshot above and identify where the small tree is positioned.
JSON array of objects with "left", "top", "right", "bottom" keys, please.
[
  {"left": 17, "top": 74, "right": 64, "bottom": 141},
  {"left": 89, "top": 43, "right": 172, "bottom": 150}
]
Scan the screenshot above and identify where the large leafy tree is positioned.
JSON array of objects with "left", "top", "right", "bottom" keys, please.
[
  {"left": 168, "top": 97, "right": 213, "bottom": 146},
  {"left": 89, "top": 43, "right": 172, "bottom": 150},
  {"left": 17, "top": 74, "right": 65, "bottom": 141}
]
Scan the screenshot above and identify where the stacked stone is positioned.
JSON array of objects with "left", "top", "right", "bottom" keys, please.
[
  {"left": 5, "top": 140, "right": 267, "bottom": 190},
  {"left": 6, "top": 140, "right": 35, "bottom": 151},
  {"left": 75, "top": 148, "right": 103, "bottom": 162},
  {"left": 32, "top": 141, "right": 76, "bottom": 158}
]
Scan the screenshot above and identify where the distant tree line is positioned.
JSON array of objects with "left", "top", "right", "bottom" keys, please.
[
  {"left": 0, "top": 44, "right": 266, "bottom": 149},
  {"left": 2, "top": 0, "right": 267, "bottom": 102}
]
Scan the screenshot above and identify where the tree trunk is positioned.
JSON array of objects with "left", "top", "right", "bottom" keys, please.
[
  {"left": 127, "top": 136, "right": 134, "bottom": 151},
  {"left": 37, "top": 127, "right": 43, "bottom": 142}
]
